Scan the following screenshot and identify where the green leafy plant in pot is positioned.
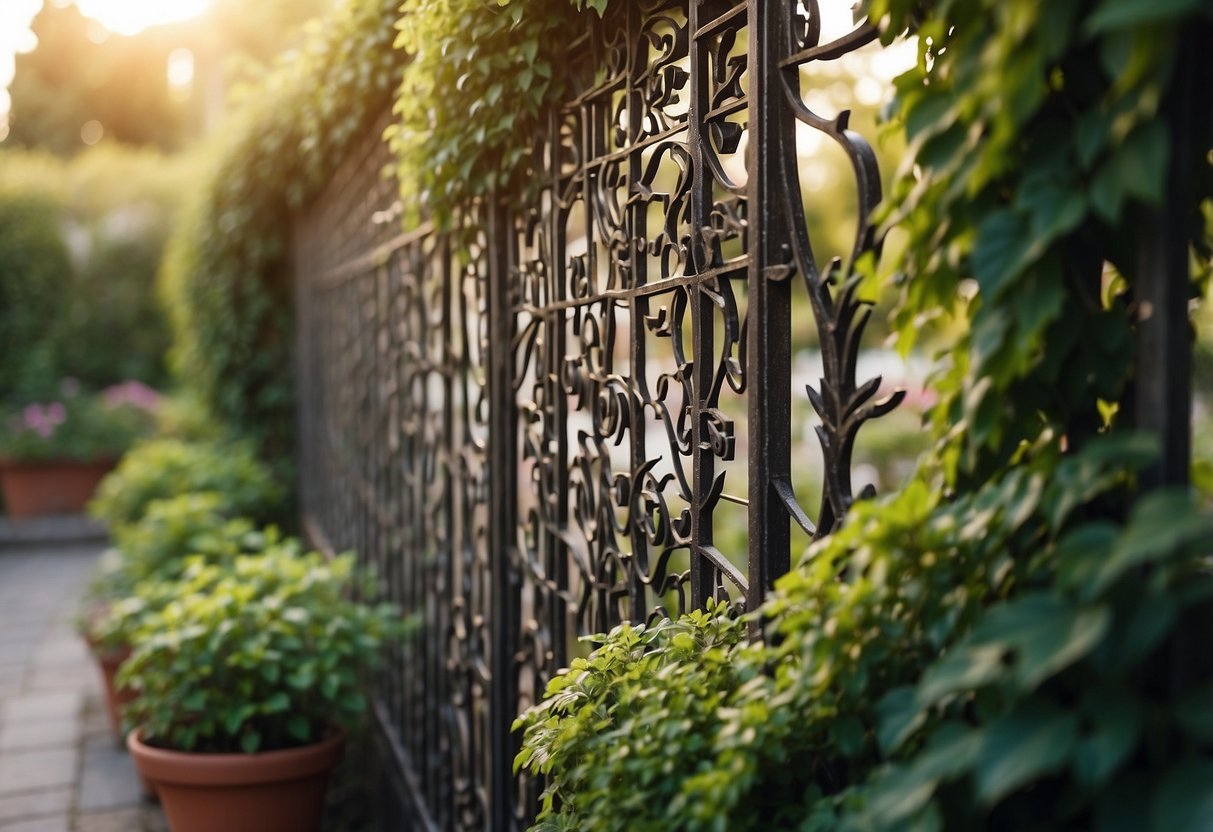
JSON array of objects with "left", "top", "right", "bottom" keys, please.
[
  {"left": 80, "top": 493, "right": 270, "bottom": 744},
  {"left": 119, "top": 543, "right": 408, "bottom": 832}
]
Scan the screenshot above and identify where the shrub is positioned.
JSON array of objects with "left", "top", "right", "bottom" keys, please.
[
  {"left": 152, "top": 389, "right": 227, "bottom": 443},
  {"left": 515, "top": 436, "right": 1201, "bottom": 832},
  {"left": 0, "top": 190, "right": 72, "bottom": 401},
  {"left": 118, "top": 546, "right": 407, "bottom": 753},
  {"left": 88, "top": 438, "right": 281, "bottom": 531},
  {"left": 0, "top": 146, "right": 194, "bottom": 394}
]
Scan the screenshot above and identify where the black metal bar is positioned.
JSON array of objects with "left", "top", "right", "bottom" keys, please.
[
  {"left": 688, "top": 0, "right": 717, "bottom": 609},
  {"left": 625, "top": 2, "right": 650, "bottom": 626},
  {"left": 746, "top": 0, "right": 792, "bottom": 619},
  {"left": 1134, "top": 23, "right": 1206, "bottom": 491},
  {"left": 487, "top": 200, "right": 520, "bottom": 830}
]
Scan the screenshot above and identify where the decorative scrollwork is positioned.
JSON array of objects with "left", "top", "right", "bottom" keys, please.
[{"left": 295, "top": 3, "right": 909, "bottom": 828}]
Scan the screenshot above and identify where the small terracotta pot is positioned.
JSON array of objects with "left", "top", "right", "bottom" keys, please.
[
  {"left": 0, "top": 457, "right": 116, "bottom": 519},
  {"left": 128, "top": 728, "right": 345, "bottom": 832}
]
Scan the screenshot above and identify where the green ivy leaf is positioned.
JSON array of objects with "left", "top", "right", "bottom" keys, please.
[
  {"left": 975, "top": 704, "right": 1077, "bottom": 804},
  {"left": 972, "top": 210, "right": 1030, "bottom": 299},
  {"left": 1085, "top": 0, "right": 1203, "bottom": 33},
  {"left": 1151, "top": 762, "right": 1213, "bottom": 832}
]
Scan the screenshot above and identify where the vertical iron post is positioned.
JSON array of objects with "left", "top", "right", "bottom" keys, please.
[
  {"left": 746, "top": 1, "right": 792, "bottom": 620},
  {"left": 487, "top": 200, "right": 519, "bottom": 830}
]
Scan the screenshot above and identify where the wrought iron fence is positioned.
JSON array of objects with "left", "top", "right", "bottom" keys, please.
[{"left": 296, "top": 3, "right": 946, "bottom": 829}]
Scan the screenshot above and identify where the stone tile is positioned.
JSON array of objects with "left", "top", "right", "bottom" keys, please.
[
  {"left": 23, "top": 665, "right": 96, "bottom": 695},
  {"left": 28, "top": 641, "right": 87, "bottom": 668},
  {"left": 0, "top": 788, "right": 71, "bottom": 824},
  {"left": 74, "top": 809, "right": 144, "bottom": 832},
  {"left": 0, "top": 749, "right": 77, "bottom": 796},
  {"left": 0, "top": 720, "right": 78, "bottom": 752},
  {"left": 76, "top": 739, "right": 143, "bottom": 813},
  {"left": 0, "top": 693, "right": 82, "bottom": 724},
  {"left": 0, "top": 814, "right": 69, "bottom": 832},
  {"left": 0, "top": 628, "right": 46, "bottom": 648},
  {"left": 0, "top": 646, "right": 33, "bottom": 670}
]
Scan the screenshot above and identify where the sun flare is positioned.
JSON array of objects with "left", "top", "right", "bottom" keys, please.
[{"left": 74, "top": 0, "right": 213, "bottom": 36}]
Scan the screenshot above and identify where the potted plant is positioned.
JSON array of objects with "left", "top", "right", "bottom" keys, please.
[
  {"left": 0, "top": 380, "right": 158, "bottom": 518},
  {"left": 79, "top": 492, "right": 268, "bottom": 744},
  {"left": 120, "top": 543, "right": 407, "bottom": 832}
]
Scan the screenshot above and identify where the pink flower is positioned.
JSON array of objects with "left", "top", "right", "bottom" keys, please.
[
  {"left": 103, "top": 381, "right": 161, "bottom": 412},
  {"left": 47, "top": 403, "right": 66, "bottom": 425}
]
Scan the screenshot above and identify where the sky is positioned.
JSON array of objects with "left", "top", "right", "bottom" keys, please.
[{"left": 0, "top": 0, "right": 213, "bottom": 138}]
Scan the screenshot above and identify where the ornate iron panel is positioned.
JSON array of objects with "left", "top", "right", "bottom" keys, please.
[{"left": 294, "top": 3, "right": 905, "bottom": 829}]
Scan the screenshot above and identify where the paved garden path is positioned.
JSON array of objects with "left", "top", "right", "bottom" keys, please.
[{"left": 0, "top": 542, "right": 166, "bottom": 832}]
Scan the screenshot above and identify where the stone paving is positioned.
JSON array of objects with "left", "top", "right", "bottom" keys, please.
[{"left": 0, "top": 543, "right": 166, "bottom": 832}]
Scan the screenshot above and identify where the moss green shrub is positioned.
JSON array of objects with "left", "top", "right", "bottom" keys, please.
[
  {"left": 110, "top": 492, "right": 254, "bottom": 582},
  {"left": 87, "top": 520, "right": 284, "bottom": 655}
]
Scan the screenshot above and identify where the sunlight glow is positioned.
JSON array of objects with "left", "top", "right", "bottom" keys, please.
[
  {"left": 167, "top": 48, "right": 195, "bottom": 88},
  {"left": 75, "top": 0, "right": 213, "bottom": 36}
]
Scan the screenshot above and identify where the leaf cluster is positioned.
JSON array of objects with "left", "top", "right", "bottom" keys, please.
[
  {"left": 870, "top": 0, "right": 1213, "bottom": 484},
  {"left": 88, "top": 438, "right": 281, "bottom": 533},
  {"left": 516, "top": 434, "right": 1210, "bottom": 830},
  {"left": 117, "top": 546, "right": 409, "bottom": 754},
  {"left": 389, "top": 0, "right": 596, "bottom": 227},
  {"left": 86, "top": 514, "right": 275, "bottom": 655},
  {"left": 0, "top": 190, "right": 72, "bottom": 401}
]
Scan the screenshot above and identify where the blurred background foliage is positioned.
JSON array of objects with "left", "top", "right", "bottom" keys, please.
[
  {"left": 5, "top": 0, "right": 334, "bottom": 153},
  {"left": 0, "top": 0, "right": 338, "bottom": 409},
  {"left": 0, "top": 146, "right": 197, "bottom": 399}
]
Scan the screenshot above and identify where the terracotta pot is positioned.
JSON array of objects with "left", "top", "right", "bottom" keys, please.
[
  {"left": 0, "top": 457, "right": 116, "bottom": 519},
  {"left": 128, "top": 728, "right": 345, "bottom": 832},
  {"left": 92, "top": 644, "right": 136, "bottom": 746}
]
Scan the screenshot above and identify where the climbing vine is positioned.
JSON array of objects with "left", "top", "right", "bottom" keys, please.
[
  {"left": 162, "top": 0, "right": 403, "bottom": 469},
  {"left": 390, "top": 0, "right": 613, "bottom": 227}
]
